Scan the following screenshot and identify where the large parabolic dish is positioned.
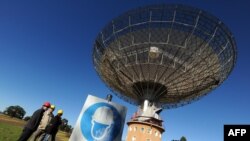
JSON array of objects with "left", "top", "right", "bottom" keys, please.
[{"left": 93, "top": 4, "right": 237, "bottom": 109}]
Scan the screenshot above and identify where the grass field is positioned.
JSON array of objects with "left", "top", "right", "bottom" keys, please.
[
  {"left": 0, "top": 122, "right": 23, "bottom": 141},
  {"left": 0, "top": 114, "right": 69, "bottom": 141}
]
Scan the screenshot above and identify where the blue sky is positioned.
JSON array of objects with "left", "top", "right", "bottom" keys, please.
[{"left": 0, "top": 0, "right": 249, "bottom": 141}]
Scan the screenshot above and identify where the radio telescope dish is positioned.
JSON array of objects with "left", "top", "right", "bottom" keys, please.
[{"left": 93, "top": 4, "right": 237, "bottom": 109}]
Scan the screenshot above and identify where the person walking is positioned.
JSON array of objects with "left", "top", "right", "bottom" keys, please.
[
  {"left": 42, "top": 110, "right": 63, "bottom": 141},
  {"left": 30, "top": 105, "right": 55, "bottom": 141},
  {"left": 17, "top": 102, "right": 51, "bottom": 141}
]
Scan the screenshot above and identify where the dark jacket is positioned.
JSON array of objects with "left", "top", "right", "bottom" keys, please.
[
  {"left": 45, "top": 115, "right": 62, "bottom": 135},
  {"left": 25, "top": 108, "right": 45, "bottom": 131}
]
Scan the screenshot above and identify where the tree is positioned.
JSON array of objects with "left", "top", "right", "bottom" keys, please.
[
  {"left": 59, "top": 118, "right": 72, "bottom": 133},
  {"left": 64, "top": 125, "right": 72, "bottom": 133},
  {"left": 180, "top": 136, "right": 187, "bottom": 141},
  {"left": 3, "top": 105, "right": 26, "bottom": 119},
  {"left": 23, "top": 116, "right": 31, "bottom": 121},
  {"left": 62, "top": 118, "right": 69, "bottom": 125},
  {"left": 59, "top": 118, "right": 69, "bottom": 131}
]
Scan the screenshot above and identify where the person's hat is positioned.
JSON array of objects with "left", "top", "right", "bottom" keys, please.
[
  {"left": 50, "top": 105, "right": 55, "bottom": 110},
  {"left": 58, "top": 109, "right": 63, "bottom": 115},
  {"left": 43, "top": 102, "right": 51, "bottom": 108}
]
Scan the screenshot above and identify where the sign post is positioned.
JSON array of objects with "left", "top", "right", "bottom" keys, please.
[{"left": 69, "top": 95, "right": 127, "bottom": 141}]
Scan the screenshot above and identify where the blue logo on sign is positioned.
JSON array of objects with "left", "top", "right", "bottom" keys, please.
[{"left": 80, "top": 103, "right": 122, "bottom": 141}]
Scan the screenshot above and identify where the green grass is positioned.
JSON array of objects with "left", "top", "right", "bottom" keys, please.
[{"left": 0, "top": 122, "right": 22, "bottom": 141}]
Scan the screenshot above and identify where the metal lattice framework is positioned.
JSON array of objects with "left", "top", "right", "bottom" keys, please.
[{"left": 93, "top": 4, "right": 237, "bottom": 109}]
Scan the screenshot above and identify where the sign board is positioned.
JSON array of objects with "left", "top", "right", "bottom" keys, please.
[{"left": 69, "top": 95, "right": 127, "bottom": 141}]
